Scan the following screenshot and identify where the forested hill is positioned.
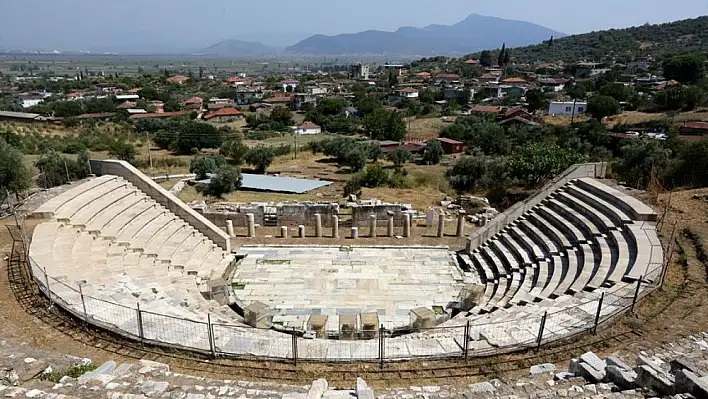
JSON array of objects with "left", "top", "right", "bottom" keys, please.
[{"left": 483, "top": 16, "right": 708, "bottom": 63}]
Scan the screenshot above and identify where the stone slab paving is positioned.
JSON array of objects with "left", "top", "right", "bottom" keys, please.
[{"left": 232, "top": 246, "right": 470, "bottom": 330}]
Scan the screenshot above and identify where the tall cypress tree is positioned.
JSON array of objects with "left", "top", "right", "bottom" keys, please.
[{"left": 498, "top": 43, "right": 506, "bottom": 67}]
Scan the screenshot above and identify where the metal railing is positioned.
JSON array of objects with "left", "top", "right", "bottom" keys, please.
[{"left": 27, "top": 254, "right": 663, "bottom": 363}]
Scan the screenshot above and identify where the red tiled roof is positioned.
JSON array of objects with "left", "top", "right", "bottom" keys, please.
[
  {"left": 203, "top": 107, "right": 242, "bottom": 120},
  {"left": 76, "top": 112, "right": 116, "bottom": 119},
  {"left": 129, "top": 111, "right": 190, "bottom": 120},
  {"left": 470, "top": 105, "right": 501, "bottom": 113},
  {"left": 479, "top": 74, "right": 497, "bottom": 79},
  {"left": 298, "top": 121, "right": 321, "bottom": 129},
  {"left": 681, "top": 121, "right": 708, "bottom": 130},
  {"left": 464, "top": 59, "right": 479, "bottom": 64},
  {"left": 414, "top": 72, "right": 431, "bottom": 77},
  {"left": 182, "top": 96, "right": 203, "bottom": 105},
  {"left": 397, "top": 87, "right": 419, "bottom": 93},
  {"left": 435, "top": 137, "right": 464, "bottom": 145},
  {"left": 437, "top": 73, "right": 459, "bottom": 79},
  {"left": 501, "top": 77, "right": 527, "bottom": 84},
  {"left": 225, "top": 76, "right": 245, "bottom": 83}
]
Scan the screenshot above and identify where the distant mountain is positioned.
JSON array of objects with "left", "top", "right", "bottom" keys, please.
[
  {"left": 285, "top": 14, "right": 565, "bottom": 56},
  {"left": 486, "top": 16, "right": 708, "bottom": 63},
  {"left": 199, "top": 39, "right": 277, "bottom": 57}
]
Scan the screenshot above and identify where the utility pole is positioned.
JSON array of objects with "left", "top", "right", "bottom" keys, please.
[
  {"left": 571, "top": 97, "right": 577, "bottom": 124},
  {"left": 145, "top": 131, "right": 153, "bottom": 171}
]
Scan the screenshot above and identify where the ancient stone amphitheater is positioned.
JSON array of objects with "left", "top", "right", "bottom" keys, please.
[{"left": 26, "top": 160, "right": 664, "bottom": 362}]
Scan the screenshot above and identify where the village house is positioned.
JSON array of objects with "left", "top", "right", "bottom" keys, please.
[
  {"left": 397, "top": 87, "right": 419, "bottom": 99},
  {"left": 436, "top": 137, "right": 464, "bottom": 154},
  {"left": 14, "top": 93, "right": 47, "bottom": 108},
  {"left": 383, "top": 63, "right": 406, "bottom": 77},
  {"left": 548, "top": 101, "right": 587, "bottom": 116},
  {"left": 182, "top": 96, "right": 203, "bottom": 110},
  {"left": 538, "top": 77, "right": 567, "bottom": 93},
  {"left": 149, "top": 101, "right": 165, "bottom": 113},
  {"left": 225, "top": 76, "right": 247, "bottom": 86},
  {"left": 203, "top": 107, "right": 242, "bottom": 122},
  {"left": 295, "top": 121, "right": 322, "bottom": 135},
  {"left": 280, "top": 79, "right": 299, "bottom": 91}
]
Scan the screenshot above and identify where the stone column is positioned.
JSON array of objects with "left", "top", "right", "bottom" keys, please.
[
  {"left": 437, "top": 213, "right": 445, "bottom": 238},
  {"left": 466, "top": 237, "right": 473, "bottom": 254},
  {"left": 387, "top": 211, "right": 395, "bottom": 237},
  {"left": 369, "top": 214, "right": 377, "bottom": 238},
  {"left": 351, "top": 226, "right": 359, "bottom": 239},
  {"left": 226, "top": 220, "right": 235, "bottom": 238},
  {"left": 315, "top": 213, "right": 322, "bottom": 238},
  {"left": 298, "top": 225, "right": 305, "bottom": 238},
  {"left": 456, "top": 210, "right": 466, "bottom": 237},
  {"left": 281, "top": 226, "right": 289, "bottom": 239},
  {"left": 332, "top": 215, "right": 339, "bottom": 239},
  {"left": 403, "top": 214, "right": 411, "bottom": 238},
  {"left": 247, "top": 213, "right": 255, "bottom": 238}
]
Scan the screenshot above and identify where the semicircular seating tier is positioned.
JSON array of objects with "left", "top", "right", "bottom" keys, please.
[
  {"left": 28, "top": 173, "right": 664, "bottom": 360},
  {"left": 29, "top": 176, "right": 243, "bottom": 333}
]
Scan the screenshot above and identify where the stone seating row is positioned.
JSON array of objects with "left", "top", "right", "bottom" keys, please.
[{"left": 460, "top": 178, "right": 662, "bottom": 317}]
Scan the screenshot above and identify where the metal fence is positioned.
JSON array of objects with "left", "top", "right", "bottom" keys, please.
[{"left": 27, "top": 253, "right": 663, "bottom": 364}]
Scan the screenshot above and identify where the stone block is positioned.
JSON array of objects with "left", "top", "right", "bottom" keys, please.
[
  {"left": 245, "top": 301, "right": 271, "bottom": 328},
  {"left": 555, "top": 372, "right": 575, "bottom": 380},
  {"left": 605, "top": 355, "right": 633, "bottom": 371},
  {"left": 356, "top": 377, "right": 375, "bottom": 399},
  {"left": 360, "top": 313, "right": 378, "bottom": 339},
  {"left": 636, "top": 365, "right": 674, "bottom": 396},
  {"left": 675, "top": 369, "right": 708, "bottom": 397},
  {"left": 577, "top": 362, "right": 606, "bottom": 383},
  {"left": 606, "top": 365, "right": 637, "bottom": 390},
  {"left": 308, "top": 315, "right": 328, "bottom": 339},
  {"left": 307, "top": 378, "right": 328, "bottom": 399},
  {"left": 410, "top": 307, "right": 436, "bottom": 330},
  {"left": 670, "top": 358, "right": 707, "bottom": 377},
  {"left": 339, "top": 315, "right": 357, "bottom": 339},
  {"left": 580, "top": 351, "right": 607, "bottom": 373},
  {"left": 530, "top": 363, "right": 557, "bottom": 375},
  {"left": 465, "top": 381, "right": 496, "bottom": 395}
]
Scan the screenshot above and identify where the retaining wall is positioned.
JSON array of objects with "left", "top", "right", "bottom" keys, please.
[
  {"left": 89, "top": 160, "right": 231, "bottom": 252},
  {"left": 466, "top": 162, "right": 608, "bottom": 252}
]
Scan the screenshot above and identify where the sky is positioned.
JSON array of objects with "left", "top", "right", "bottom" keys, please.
[{"left": 1, "top": 0, "right": 707, "bottom": 51}]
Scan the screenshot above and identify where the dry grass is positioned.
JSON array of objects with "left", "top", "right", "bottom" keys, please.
[{"left": 404, "top": 116, "right": 447, "bottom": 139}]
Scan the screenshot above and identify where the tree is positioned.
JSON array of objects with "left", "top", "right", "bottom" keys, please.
[
  {"left": 245, "top": 146, "right": 275, "bottom": 174},
  {"left": 422, "top": 139, "right": 444, "bottom": 165},
  {"left": 344, "top": 147, "right": 367, "bottom": 172},
  {"left": 445, "top": 155, "right": 490, "bottom": 192},
  {"left": 204, "top": 165, "right": 242, "bottom": 197},
  {"left": 663, "top": 54, "right": 706, "bottom": 84},
  {"left": 525, "top": 89, "right": 548, "bottom": 113},
  {"left": 270, "top": 106, "right": 293, "bottom": 125},
  {"left": 508, "top": 143, "right": 585, "bottom": 187},
  {"left": 35, "top": 151, "right": 74, "bottom": 188},
  {"left": 220, "top": 139, "right": 250, "bottom": 165},
  {"left": 0, "top": 141, "right": 30, "bottom": 195},
  {"left": 363, "top": 109, "right": 406, "bottom": 141},
  {"left": 366, "top": 141, "right": 383, "bottom": 162},
  {"left": 615, "top": 138, "right": 671, "bottom": 189},
  {"left": 479, "top": 50, "right": 493, "bottom": 67},
  {"left": 498, "top": 43, "right": 507, "bottom": 67},
  {"left": 587, "top": 95, "right": 621, "bottom": 120},
  {"left": 190, "top": 156, "right": 218, "bottom": 180},
  {"left": 108, "top": 140, "right": 137, "bottom": 163},
  {"left": 386, "top": 147, "right": 413, "bottom": 168}
]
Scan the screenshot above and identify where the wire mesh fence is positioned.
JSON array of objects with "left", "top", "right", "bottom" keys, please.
[{"left": 25, "top": 253, "right": 665, "bottom": 363}]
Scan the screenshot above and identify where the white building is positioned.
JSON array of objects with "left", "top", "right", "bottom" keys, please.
[
  {"left": 281, "top": 79, "right": 299, "bottom": 91},
  {"left": 294, "top": 121, "right": 322, "bottom": 135},
  {"left": 397, "top": 87, "right": 419, "bottom": 99},
  {"left": 14, "top": 92, "right": 50, "bottom": 108},
  {"left": 548, "top": 101, "right": 587, "bottom": 116}
]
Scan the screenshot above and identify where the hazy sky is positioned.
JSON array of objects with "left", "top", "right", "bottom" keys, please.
[{"left": 1, "top": 0, "right": 707, "bottom": 50}]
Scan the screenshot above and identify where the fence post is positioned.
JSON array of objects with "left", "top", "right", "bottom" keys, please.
[
  {"left": 463, "top": 320, "right": 470, "bottom": 360},
  {"left": 379, "top": 324, "right": 385, "bottom": 369},
  {"left": 536, "top": 311, "right": 547, "bottom": 349},
  {"left": 136, "top": 302, "right": 144, "bottom": 340},
  {"left": 78, "top": 284, "right": 88, "bottom": 326},
  {"left": 291, "top": 333, "right": 298, "bottom": 366},
  {"left": 207, "top": 314, "right": 215, "bottom": 358},
  {"left": 631, "top": 276, "right": 643, "bottom": 313},
  {"left": 43, "top": 267, "right": 52, "bottom": 308},
  {"left": 593, "top": 292, "right": 604, "bottom": 334}
]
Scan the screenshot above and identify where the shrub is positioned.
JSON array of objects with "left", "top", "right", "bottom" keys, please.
[
  {"left": 386, "top": 147, "right": 413, "bottom": 167},
  {"left": 0, "top": 140, "right": 31, "bottom": 194},
  {"left": 422, "top": 139, "right": 444, "bottom": 165}
]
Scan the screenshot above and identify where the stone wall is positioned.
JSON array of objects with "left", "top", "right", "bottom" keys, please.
[
  {"left": 350, "top": 204, "right": 411, "bottom": 227},
  {"left": 194, "top": 202, "right": 340, "bottom": 228},
  {"left": 89, "top": 160, "right": 231, "bottom": 252}
]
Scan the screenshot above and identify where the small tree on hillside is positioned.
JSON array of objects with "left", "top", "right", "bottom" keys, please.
[
  {"left": 0, "top": 141, "right": 31, "bottom": 195},
  {"left": 422, "top": 139, "right": 444, "bottom": 165},
  {"left": 220, "top": 138, "right": 250, "bottom": 165},
  {"left": 204, "top": 165, "right": 242, "bottom": 197},
  {"left": 344, "top": 147, "right": 367, "bottom": 172},
  {"left": 245, "top": 146, "right": 275, "bottom": 174},
  {"left": 587, "top": 95, "right": 621, "bottom": 120},
  {"left": 387, "top": 147, "right": 413, "bottom": 168},
  {"left": 508, "top": 143, "right": 585, "bottom": 188},
  {"left": 108, "top": 140, "right": 137, "bottom": 163}
]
